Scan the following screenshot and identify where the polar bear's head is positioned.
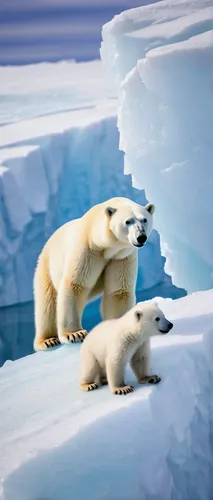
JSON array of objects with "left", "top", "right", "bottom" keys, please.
[
  {"left": 105, "top": 200, "right": 155, "bottom": 248},
  {"left": 133, "top": 301, "right": 173, "bottom": 337}
]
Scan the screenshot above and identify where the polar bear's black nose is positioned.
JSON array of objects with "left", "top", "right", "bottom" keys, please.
[
  {"left": 168, "top": 321, "right": 173, "bottom": 330},
  {"left": 137, "top": 234, "right": 147, "bottom": 246}
]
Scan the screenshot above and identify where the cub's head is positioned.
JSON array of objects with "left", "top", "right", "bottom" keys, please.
[
  {"left": 105, "top": 201, "right": 155, "bottom": 248},
  {"left": 133, "top": 302, "right": 173, "bottom": 337}
]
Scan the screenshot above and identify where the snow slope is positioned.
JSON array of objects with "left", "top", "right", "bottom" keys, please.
[
  {"left": 0, "top": 60, "right": 184, "bottom": 307},
  {"left": 101, "top": 0, "right": 213, "bottom": 294},
  {"left": 1, "top": 289, "right": 213, "bottom": 500}
]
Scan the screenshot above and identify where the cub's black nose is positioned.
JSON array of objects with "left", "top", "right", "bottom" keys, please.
[
  {"left": 168, "top": 322, "right": 173, "bottom": 330},
  {"left": 137, "top": 234, "right": 147, "bottom": 245}
]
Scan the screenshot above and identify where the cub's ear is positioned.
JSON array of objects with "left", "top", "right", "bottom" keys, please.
[
  {"left": 105, "top": 206, "right": 117, "bottom": 217},
  {"left": 145, "top": 203, "right": 155, "bottom": 215},
  {"left": 135, "top": 311, "right": 143, "bottom": 321}
]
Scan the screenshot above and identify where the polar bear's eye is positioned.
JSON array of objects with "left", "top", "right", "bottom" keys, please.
[
  {"left": 125, "top": 218, "right": 134, "bottom": 226},
  {"left": 155, "top": 317, "right": 160, "bottom": 322},
  {"left": 142, "top": 218, "right": 147, "bottom": 224}
]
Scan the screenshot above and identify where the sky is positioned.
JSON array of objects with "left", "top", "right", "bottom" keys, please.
[{"left": 0, "top": 0, "right": 157, "bottom": 65}]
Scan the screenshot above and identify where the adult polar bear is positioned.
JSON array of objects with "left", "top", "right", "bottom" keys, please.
[{"left": 33, "top": 197, "right": 155, "bottom": 351}]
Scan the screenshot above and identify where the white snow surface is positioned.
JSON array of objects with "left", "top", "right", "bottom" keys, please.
[
  {"left": 101, "top": 0, "right": 213, "bottom": 293},
  {"left": 0, "top": 60, "right": 184, "bottom": 307},
  {"left": 1, "top": 289, "right": 213, "bottom": 500},
  {"left": 0, "top": 60, "right": 115, "bottom": 126}
]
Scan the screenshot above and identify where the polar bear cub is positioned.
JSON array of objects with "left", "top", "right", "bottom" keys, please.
[
  {"left": 33, "top": 197, "right": 155, "bottom": 351},
  {"left": 79, "top": 302, "right": 173, "bottom": 395}
]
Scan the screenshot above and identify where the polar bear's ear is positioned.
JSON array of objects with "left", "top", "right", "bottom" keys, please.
[
  {"left": 135, "top": 311, "right": 143, "bottom": 322},
  {"left": 145, "top": 203, "right": 155, "bottom": 215},
  {"left": 105, "top": 206, "right": 117, "bottom": 217}
]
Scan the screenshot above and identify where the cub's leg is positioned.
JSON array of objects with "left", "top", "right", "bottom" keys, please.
[
  {"left": 130, "top": 341, "right": 161, "bottom": 385},
  {"left": 106, "top": 357, "right": 133, "bottom": 395},
  {"left": 79, "top": 351, "right": 101, "bottom": 392},
  {"left": 100, "top": 252, "right": 137, "bottom": 320},
  {"left": 33, "top": 253, "right": 60, "bottom": 351}
]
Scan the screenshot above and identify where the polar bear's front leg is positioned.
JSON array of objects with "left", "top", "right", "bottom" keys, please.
[
  {"left": 130, "top": 341, "right": 150, "bottom": 381},
  {"left": 106, "top": 357, "right": 134, "bottom": 395},
  {"left": 130, "top": 341, "right": 161, "bottom": 385},
  {"left": 101, "top": 252, "right": 137, "bottom": 320},
  {"left": 57, "top": 279, "right": 88, "bottom": 344},
  {"left": 101, "top": 290, "right": 135, "bottom": 320}
]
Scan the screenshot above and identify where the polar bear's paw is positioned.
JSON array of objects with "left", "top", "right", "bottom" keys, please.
[
  {"left": 139, "top": 375, "right": 161, "bottom": 385},
  {"left": 34, "top": 337, "right": 61, "bottom": 350},
  {"left": 112, "top": 385, "right": 134, "bottom": 395},
  {"left": 60, "top": 329, "right": 88, "bottom": 344},
  {"left": 80, "top": 382, "right": 99, "bottom": 392}
]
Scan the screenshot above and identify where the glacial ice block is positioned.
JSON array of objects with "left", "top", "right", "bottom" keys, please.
[{"left": 101, "top": 2, "right": 213, "bottom": 293}]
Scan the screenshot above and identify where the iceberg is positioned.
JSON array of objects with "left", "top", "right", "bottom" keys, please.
[
  {"left": 0, "top": 289, "right": 213, "bottom": 500},
  {"left": 101, "top": 1, "right": 213, "bottom": 293}
]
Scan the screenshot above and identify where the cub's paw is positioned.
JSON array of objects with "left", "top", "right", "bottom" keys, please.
[
  {"left": 112, "top": 385, "right": 134, "bottom": 395},
  {"left": 60, "top": 329, "right": 88, "bottom": 344},
  {"left": 34, "top": 337, "right": 61, "bottom": 351},
  {"left": 80, "top": 383, "right": 99, "bottom": 392},
  {"left": 139, "top": 375, "right": 161, "bottom": 385}
]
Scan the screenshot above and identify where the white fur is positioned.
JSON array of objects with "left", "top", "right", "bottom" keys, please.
[
  {"left": 79, "top": 302, "right": 173, "bottom": 395},
  {"left": 33, "top": 197, "right": 155, "bottom": 351}
]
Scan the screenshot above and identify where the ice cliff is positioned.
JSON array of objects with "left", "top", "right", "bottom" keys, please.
[{"left": 101, "top": 0, "right": 213, "bottom": 293}]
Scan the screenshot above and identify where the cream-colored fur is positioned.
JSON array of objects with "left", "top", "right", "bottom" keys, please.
[
  {"left": 33, "top": 197, "right": 155, "bottom": 351},
  {"left": 79, "top": 302, "right": 173, "bottom": 395}
]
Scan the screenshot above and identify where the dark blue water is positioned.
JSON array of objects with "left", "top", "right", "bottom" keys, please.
[{"left": 0, "top": 0, "right": 158, "bottom": 65}]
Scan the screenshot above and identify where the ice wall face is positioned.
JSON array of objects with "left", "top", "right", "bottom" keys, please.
[{"left": 101, "top": 2, "right": 213, "bottom": 293}]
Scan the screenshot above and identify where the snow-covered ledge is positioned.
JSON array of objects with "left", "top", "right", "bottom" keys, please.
[
  {"left": 1, "top": 290, "right": 213, "bottom": 499},
  {"left": 101, "top": 1, "right": 213, "bottom": 293}
]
